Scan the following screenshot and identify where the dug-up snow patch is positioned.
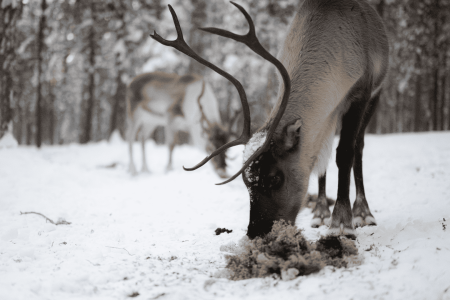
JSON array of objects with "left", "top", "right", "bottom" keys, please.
[{"left": 219, "top": 235, "right": 251, "bottom": 254}]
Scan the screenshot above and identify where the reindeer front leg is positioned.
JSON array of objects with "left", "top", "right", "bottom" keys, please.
[
  {"left": 311, "top": 173, "right": 332, "bottom": 227},
  {"left": 165, "top": 116, "right": 182, "bottom": 172},
  {"left": 127, "top": 120, "right": 138, "bottom": 176},
  {"left": 140, "top": 130, "right": 150, "bottom": 173},
  {"left": 328, "top": 80, "right": 371, "bottom": 239}
]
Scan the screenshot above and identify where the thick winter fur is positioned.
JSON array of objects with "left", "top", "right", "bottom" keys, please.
[
  {"left": 126, "top": 71, "right": 228, "bottom": 177},
  {"left": 244, "top": 0, "right": 389, "bottom": 238}
]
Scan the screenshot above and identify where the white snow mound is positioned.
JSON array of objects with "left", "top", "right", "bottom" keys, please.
[{"left": 0, "top": 131, "right": 18, "bottom": 149}]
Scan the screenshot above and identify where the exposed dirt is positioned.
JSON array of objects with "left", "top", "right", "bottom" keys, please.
[
  {"left": 215, "top": 228, "right": 233, "bottom": 235},
  {"left": 224, "top": 221, "right": 358, "bottom": 280}
]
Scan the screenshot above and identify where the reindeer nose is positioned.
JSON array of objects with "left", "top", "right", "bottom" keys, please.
[{"left": 247, "top": 219, "right": 274, "bottom": 239}]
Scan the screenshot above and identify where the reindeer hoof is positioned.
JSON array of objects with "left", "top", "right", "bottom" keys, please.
[
  {"left": 353, "top": 215, "right": 377, "bottom": 228},
  {"left": 310, "top": 195, "right": 332, "bottom": 228},
  {"left": 311, "top": 217, "right": 331, "bottom": 228},
  {"left": 352, "top": 198, "right": 377, "bottom": 228},
  {"left": 306, "top": 194, "right": 335, "bottom": 209},
  {"left": 327, "top": 223, "right": 356, "bottom": 240}
]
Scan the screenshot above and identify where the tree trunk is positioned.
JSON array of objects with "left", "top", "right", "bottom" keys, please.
[
  {"left": 187, "top": 0, "right": 207, "bottom": 75},
  {"left": 0, "top": 3, "right": 22, "bottom": 139},
  {"left": 26, "top": 108, "right": 33, "bottom": 145},
  {"left": 109, "top": 59, "right": 126, "bottom": 139},
  {"left": 447, "top": 66, "right": 450, "bottom": 130},
  {"left": 439, "top": 71, "right": 445, "bottom": 131},
  {"left": 376, "top": 0, "right": 385, "bottom": 18},
  {"left": 414, "top": 72, "right": 423, "bottom": 132},
  {"left": 431, "top": 68, "right": 439, "bottom": 131},
  {"left": 35, "top": 0, "right": 47, "bottom": 147},
  {"left": 80, "top": 2, "right": 96, "bottom": 144},
  {"left": 47, "top": 86, "right": 55, "bottom": 144},
  {"left": 431, "top": 0, "right": 441, "bottom": 131}
]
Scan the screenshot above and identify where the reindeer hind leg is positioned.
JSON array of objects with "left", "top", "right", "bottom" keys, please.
[{"left": 352, "top": 90, "right": 381, "bottom": 228}]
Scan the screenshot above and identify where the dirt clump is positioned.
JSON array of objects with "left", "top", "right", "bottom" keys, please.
[
  {"left": 224, "top": 221, "right": 358, "bottom": 280},
  {"left": 215, "top": 228, "right": 233, "bottom": 235}
]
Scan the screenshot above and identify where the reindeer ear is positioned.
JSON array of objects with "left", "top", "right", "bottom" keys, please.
[{"left": 282, "top": 119, "right": 302, "bottom": 151}]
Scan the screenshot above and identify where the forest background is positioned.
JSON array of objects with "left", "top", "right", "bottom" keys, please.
[{"left": 1, "top": 0, "right": 449, "bottom": 146}]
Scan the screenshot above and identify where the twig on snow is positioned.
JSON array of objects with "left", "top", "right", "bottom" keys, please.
[
  {"left": 87, "top": 260, "right": 100, "bottom": 266},
  {"left": 20, "top": 211, "right": 71, "bottom": 225},
  {"left": 105, "top": 246, "right": 134, "bottom": 256}
]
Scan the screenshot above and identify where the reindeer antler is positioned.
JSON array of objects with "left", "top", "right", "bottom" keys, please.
[
  {"left": 150, "top": 5, "right": 252, "bottom": 171},
  {"left": 150, "top": 2, "right": 291, "bottom": 185}
]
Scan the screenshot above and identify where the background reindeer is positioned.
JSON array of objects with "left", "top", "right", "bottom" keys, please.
[
  {"left": 126, "top": 71, "right": 237, "bottom": 178},
  {"left": 151, "top": 0, "right": 388, "bottom": 239}
]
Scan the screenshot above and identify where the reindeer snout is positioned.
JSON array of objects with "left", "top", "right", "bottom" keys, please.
[{"left": 247, "top": 219, "right": 275, "bottom": 239}]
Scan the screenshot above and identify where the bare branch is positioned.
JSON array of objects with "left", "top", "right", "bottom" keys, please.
[
  {"left": 105, "top": 246, "right": 134, "bottom": 256},
  {"left": 20, "top": 211, "right": 71, "bottom": 225}
]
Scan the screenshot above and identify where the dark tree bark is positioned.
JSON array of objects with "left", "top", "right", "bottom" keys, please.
[
  {"left": 26, "top": 108, "right": 33, "bottom": 146},
  {"left": 414, "top": 72, "right": 423, "bottom": 132},
  {"left": 187, "top": 0, "right": 208, "bottom": 75},
  {"left": 440, "top": 72, "right": 446, "bottom": 131},
  {"left": 430, "top": 0, "right": 441, "bottom": 131},
  {"left": 80, "top": 2, "right": 97, "bottom": 144},
  {"left": 35, "top": 0, "right": 47, "bottom": 147},
  {"left": 109, "top": 57, "right": 127, "bottom": 139},
  {"left": 367, "top": 0, "right": 384, "bottom": 134},
  {"left": 431, "top": 69, "right": 439, "bottom": 131},
  {"left": 0, "top": 2, "right": 22, "bottom": 139},
  {"left": 47, "top": 86, "right": 55, "bottom": 144},
  {"left": 376, "top": 0, "right": 385, "bottom": 17}
]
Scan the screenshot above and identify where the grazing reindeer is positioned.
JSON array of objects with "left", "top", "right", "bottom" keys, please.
[
  {"left": 126, "top": 71, "right": 235, "bottom": 178},
  {"left": 151, "top": 0, "right": 388, "bottom": 239}
]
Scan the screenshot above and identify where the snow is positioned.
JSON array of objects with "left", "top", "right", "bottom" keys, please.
[
  {"left": 1, "top": 132, "right": 449, "bottom": 300},
  {"left": 108, "top": 130, "right": 124, "bottom": 144},
  {"left": 243, "top": 131, "right": 267, "bottom": 162},
  {"left": 0, "top": 132, "right": 18, "bottom": 149}
]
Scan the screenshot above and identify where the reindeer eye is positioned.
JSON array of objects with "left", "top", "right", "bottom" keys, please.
[{"left": 269, "top": 172, "right": 283, "bottom": 190}]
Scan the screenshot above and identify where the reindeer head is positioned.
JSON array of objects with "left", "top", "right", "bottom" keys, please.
[
  {"left": 197, "top": 80, "right": 240, "bottom": 179},
  {"left": 151, "top": 2, "right": 294, "bottom": 238},
  {"left": 242, "top": 119, "right": 307, "bottom": 238}
]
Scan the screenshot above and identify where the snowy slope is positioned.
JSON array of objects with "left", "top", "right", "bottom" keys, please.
[{"left": 0, "top": 132, "right": 449, "bottom": 300}]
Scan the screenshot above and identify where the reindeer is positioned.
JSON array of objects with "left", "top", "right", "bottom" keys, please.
[
  {"left": 151, "top": 0, "right": 389, "bottom": 239},
  {"left": 126, "top": 71, "right": 236, "bottom": 178}
]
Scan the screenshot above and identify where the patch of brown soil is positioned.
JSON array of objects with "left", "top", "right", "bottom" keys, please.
[{"left": 224, "top": 221, "right": 358, "bottom": 280}]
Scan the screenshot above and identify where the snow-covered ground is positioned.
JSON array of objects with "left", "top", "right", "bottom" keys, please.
[{"left": 1, "top": 132, "right": 449, "bottom": 300}]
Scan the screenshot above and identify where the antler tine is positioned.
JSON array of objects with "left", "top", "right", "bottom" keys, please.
[
  {"left": 199, "top": 1, "right": 292, "bottom": 185},
  {"left": 183, "top": 136, "right": 249, "bottom": 171},
  {"left": 150, "top": 4, "right": 252, "bottom": 171},
  {"left": 199, "top": 2, "right": 255, "bottom": 43},
  {"left": 216, "top": 144, "right": 263, "bottom": 185}
]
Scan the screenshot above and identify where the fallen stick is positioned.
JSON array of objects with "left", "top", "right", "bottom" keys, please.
[
  {"left": 105, "top": 246, "right": 134, "bottom": 256},
  {"left": 20, "top": 211, "right": 71, "bottom": 225}
]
